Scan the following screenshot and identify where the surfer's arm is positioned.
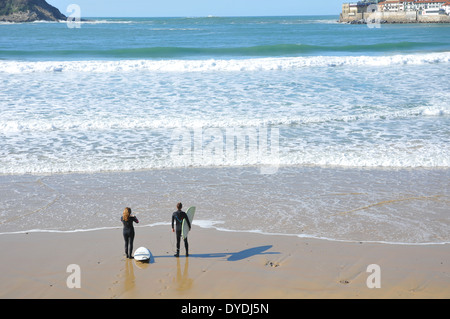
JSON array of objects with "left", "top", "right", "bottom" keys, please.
[{"left": 184, "top": 213, "right": 191, "bottom": 229}]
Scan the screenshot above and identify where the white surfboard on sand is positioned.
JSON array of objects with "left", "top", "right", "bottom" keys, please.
[
  {"left": 182, "top": 206, "right": 195, "bottom": 240},
  {"left": 134, "top": 246, "right": 151, "bottom": 261}
]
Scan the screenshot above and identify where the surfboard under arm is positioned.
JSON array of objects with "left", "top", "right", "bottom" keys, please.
[{"left": 182, "top": 206, "right": 195, "bottom": 240}]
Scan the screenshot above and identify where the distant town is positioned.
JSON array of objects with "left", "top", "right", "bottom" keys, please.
[{"left": 340, "top": 0, "right": 450, "bottom": 23}]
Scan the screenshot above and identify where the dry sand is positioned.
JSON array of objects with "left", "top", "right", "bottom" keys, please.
[{"left": 0, "top": 224, "right": 449, "bottom": 299}]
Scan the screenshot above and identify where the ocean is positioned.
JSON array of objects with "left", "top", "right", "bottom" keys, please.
[{"left": 0, "top": 16, "right": 449, "bottom": 243}]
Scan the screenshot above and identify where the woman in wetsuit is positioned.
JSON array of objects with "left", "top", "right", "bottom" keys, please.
[{"left": 121, "top": 207, "right": 139, "bottom": 259}]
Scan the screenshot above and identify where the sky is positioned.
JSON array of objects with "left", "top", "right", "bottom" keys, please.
[{"left": 48, "top": 0, "right": 342, "bottom": 18}]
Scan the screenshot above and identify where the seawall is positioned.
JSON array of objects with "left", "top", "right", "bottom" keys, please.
[{"left": 340, "top": 11, "right": 450, "bottom": 24}]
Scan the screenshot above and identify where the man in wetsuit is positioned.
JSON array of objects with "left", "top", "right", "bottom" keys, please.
[{"left": 172, "top": 202, "right": 191, "bottom": 257}]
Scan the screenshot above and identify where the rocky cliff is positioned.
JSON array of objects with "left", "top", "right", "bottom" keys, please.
[{"left": 0, "top": 0, "right": 67, "bottom": 22}]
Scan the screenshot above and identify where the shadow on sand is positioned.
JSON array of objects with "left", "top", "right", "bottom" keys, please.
[
  {"left": 153, "top": 245, "right": 279, "bottom": 262},
  {"left": 130, "top": 245, "right": 280, "bottom": 294}
]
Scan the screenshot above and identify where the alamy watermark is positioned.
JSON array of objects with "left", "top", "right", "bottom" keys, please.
[
  {"left": 66, "top": 264, "right": 81, "bottom": 289},
  {"left": 66, "top": 4, "right": 81, "bottom": 29},
  {"left": 366, "top": 5, "right": 382, "bottom": 29},
  {"left": 170, "top": 127, "right": 280, "bottom": 174},
  {"left": 366, "top": 264, "right": 381, "bottom": 289}
]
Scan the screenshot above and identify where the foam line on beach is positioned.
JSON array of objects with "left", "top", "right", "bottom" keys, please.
[
  {"left": 1, "top": 221, "right": 449, "bottom": 246},
  {"left": 0, "top": 222, "right": 170, "bottom": 236},
  {"left": 190, "top": 222, "right": 450, "bottom": 246}
]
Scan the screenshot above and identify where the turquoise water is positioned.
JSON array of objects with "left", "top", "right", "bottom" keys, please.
[
  {"left": 1, "top": 16, "right": 449, "bottom": 174},
  {"left": 1, "top": 16, "right": 450, "bottom": 60}
]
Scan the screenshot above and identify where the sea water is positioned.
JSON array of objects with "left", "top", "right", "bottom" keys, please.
[{"left": 0, "top": 16, "right": 449, "bottom": 243}]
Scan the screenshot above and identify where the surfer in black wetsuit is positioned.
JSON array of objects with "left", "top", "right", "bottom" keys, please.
[
  {"left": 172, "top": 202, "right": 191, "bottom": 257},
  {"left": 121, "top": 207, "right": 139, "bottom": 259}
]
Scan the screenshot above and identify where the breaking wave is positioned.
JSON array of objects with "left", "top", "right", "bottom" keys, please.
[{"left": 0, "top": 52, "right": 449, "bottom": 73}]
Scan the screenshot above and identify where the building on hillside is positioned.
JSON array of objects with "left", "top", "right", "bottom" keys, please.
[
  {"left": 340, "top": 0, "right": 450, "bottom": 22},
  {"left": 377, "top": 0, "right": 448, "bottom": 14},
  {"left": 378, "top": 0, "right": 404, "bottom": 11},
  {"left": 342, "top": 1, "right": 379, "bottom": 17},
  {"left": 415, "top": 0, "right": 447, "bottom": 14},
  {"left": 341, "top": 1, "right": 380, "bottom": 21}
]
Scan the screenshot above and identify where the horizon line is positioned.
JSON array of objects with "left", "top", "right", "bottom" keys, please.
[{"left": 76, "top": 14, "right": 339, "bottom": 19}]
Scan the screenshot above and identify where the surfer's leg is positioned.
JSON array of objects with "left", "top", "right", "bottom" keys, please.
[
  {"left": 175, "top": 230, "right": 181, "bottom": 257},
  {"left": 184, "top": 238, "right": 189, "bottom": 256},
  {"left": 123, "top": 231, "right": 130, "bottom": 257},
  {"left": 129, "top": 230, "right": 135, "bottom": 259}
]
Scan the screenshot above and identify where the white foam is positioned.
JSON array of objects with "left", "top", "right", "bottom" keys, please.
[
  {"left": 0, "top": 105, "right": 446, "bottom": 134},
  {"left": 1, "top": 52, "right": 449, "bottom": 74},
  {"left": 422, "top": 107, "right": 449, "bottom": 117},
  {"left": 77, "top": 20, "right": 133, "bottom": 24}
]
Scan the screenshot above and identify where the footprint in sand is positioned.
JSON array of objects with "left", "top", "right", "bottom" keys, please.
[{"left": 265, "top": 261, "right": 280, "bottom": 268}]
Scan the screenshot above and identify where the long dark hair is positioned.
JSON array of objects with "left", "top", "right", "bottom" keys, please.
[{"left": 123, "top": 207, "right": 131, "bottom": 222}]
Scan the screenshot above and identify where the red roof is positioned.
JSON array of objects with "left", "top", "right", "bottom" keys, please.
[{"left": 415, "top": 0, "right": 446, "bottom": 3}]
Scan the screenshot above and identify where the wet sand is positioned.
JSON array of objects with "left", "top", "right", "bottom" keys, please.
[
  {"left": 1, "top": 166, "right": 449, "bottom": 244},
  {"left": 0, "top": 225, "right": 449, "bottom": 299}
]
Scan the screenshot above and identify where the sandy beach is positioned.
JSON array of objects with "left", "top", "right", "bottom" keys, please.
[
  {"left": 0, "top": 166, "right": 449, "bottom": 300},
  {"left": 1, "top": 224, "right": 449, "bottom": 299}
]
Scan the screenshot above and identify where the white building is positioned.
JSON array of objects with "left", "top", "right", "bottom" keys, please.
[
  {"left": 378, "top": 0, "right": 448, "bottom": 13},
  {"left": 379, "top": 0, "right": 404, "bottom": 11},
  {"left": 403, "top": 1, "right": 417, "bottom": 11},
  {"left": 414, "top": 0, "right": 447, "bottom": 14}
]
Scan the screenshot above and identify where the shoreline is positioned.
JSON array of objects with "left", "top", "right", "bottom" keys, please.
[
  {"left": 0, "top": 225, "right": 449, "bottom": 299},
  {"left": 1, "top": 166, "right": 448, "bottom": 244},
  {"left": 1, "top": 163, "right": 450, "bottom": 179},
  {"left": 2, "top": 222, "right": 450, "bottom": 246}
]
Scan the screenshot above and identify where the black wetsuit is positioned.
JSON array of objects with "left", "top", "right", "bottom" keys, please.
[
  {"left": 172, "top": 210, "right": 191, "bottom": 256},
  {"left": 121, "top": 215, "right": 139, "bottom": 258}
]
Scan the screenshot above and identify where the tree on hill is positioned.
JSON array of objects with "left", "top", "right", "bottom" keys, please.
[{"left": 0, "top": 0, "right": 67, "bottom": 22}]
